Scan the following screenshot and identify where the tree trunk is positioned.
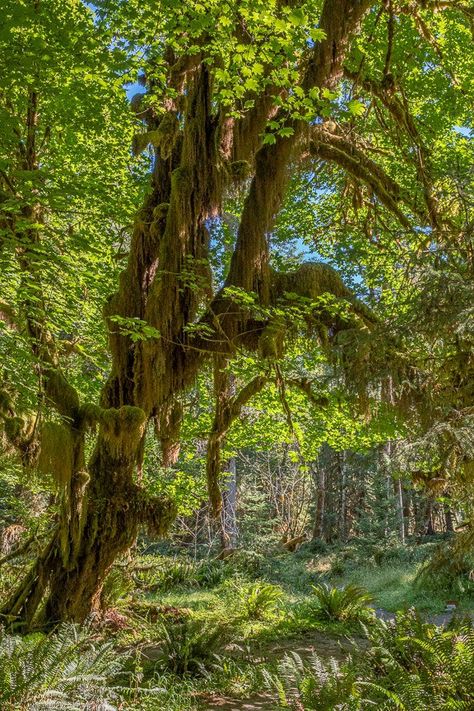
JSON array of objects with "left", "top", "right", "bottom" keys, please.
[
  {"left": 312, "top": 461, "right": 326, "bottom": 541},
  {"left": 338, "top": 451, "right": 348, "bottom": 543},
  {"left": 2, "top": 0, "right": 372, "bottom": 627},
  {"left": 220, "top": 457, "right": 238, "bottom": 549}
]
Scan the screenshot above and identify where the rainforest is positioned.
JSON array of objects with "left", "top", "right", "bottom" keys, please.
[{"left": 0, "top": 0, "right": 474, "bottom": 708}]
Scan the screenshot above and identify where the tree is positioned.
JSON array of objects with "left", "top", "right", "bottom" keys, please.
[{"left": 0, "top": 0, "right": 472, "bottom": 625}]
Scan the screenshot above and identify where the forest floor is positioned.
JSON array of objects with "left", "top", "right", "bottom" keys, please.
[
  {"left": 124, "top": 538, "right": 474, "bottom": 710},
  {"left": 4, "top": 538, "right": 472, "bottom": 710}
]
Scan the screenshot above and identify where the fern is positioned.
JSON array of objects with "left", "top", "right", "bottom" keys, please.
[
  {"left": 0, "top": 624, "right": 152, "bottom": 710},
  {"left": 235, "top": 581, "right": 284, "bottom": 620},
  {"left": 150, "top": 617, "right": 232, "bottom": 676},
  {"left": 265, "top": 611, "right": 474, "bottom": 710},
  {"left": 310, "top": 583, "right": 374, "bottom": 623}
]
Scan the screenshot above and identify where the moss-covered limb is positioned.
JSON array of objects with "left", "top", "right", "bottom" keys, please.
[
  {"left": 154, "top": 399, "right": 183, "bottom": 467},
  {"left": 286, "top": 378, "right": 331, "bottom": 408},
  {"left": 342, "top": 69, "right": 442, "bottom": 229},
  {"left": 309, "top": 129, "right": 417, "bottom": 230},
  {"left": 422, "top": 0, "right": 473, "bottom": 14},
  {"left": 226, "top": 0, "right": 371, "bottom": 305},
  {"left": 273, "top": 262, "right": 376, "bottom": 326}
]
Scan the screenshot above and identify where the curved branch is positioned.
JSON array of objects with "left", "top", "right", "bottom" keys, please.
[{"left": 310, "top": 126, "right": 418, "bottom": 230}]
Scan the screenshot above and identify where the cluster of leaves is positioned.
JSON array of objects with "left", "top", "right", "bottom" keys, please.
[
  {"left": 0, "top": 624, "right": 148, "bottom": 710},
  {"left": 0, "top": 0, "right": 145, "bottom": 406},
  {"left": 308, "top": 583, "right": 374, "bottom": 623},
  {"left": 266, "top": 611, "right": 474, "bottom": 710},
  {"left": 149, "top": 617, "right": 231, "bottom": 677}
]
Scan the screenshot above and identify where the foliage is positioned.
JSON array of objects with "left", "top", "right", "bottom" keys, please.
[
  {"left": 416, "top": 531, "right": 474, "bottom": 597},
  {"left": 0, "top": 624, "right": 144, "bottom": 710},
  {"left": 265, "top": 612, "right": 474, "bottom": 710},
  {"left": 233, "top": 581, "right": 284, "bottom": 621},
  {"left": 309, "top": 583, "right": 374, "bottom": 623},
  {"left": 101, "top": 566, "right": 135, "bottom": 608},
  {"left": 150, "top": 617, "right": 232, "bottom": 677},
  {"left": 264, "top": 651, "right": 358, "bottom": 711}
]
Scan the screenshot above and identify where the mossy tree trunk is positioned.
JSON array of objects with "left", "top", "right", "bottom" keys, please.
[{"left": 2, "top": 0, "right": 382, "bottom": 627}]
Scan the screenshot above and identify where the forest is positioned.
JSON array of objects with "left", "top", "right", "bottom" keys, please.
[{"left": 0, "top": 0, "right": 473, "bottom": 708}]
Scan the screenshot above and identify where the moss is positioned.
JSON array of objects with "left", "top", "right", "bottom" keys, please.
[
  {"left": 38, "top": 421, "right": 74, "bottom": 487},
  {"left": 129, "top": 92, "right": 145, "bottom": 114},
  {"left": 46, "top": 370, "right": 80, "bottom": 418},
  {"left": 143, "top": 494, "right": 177, "bottom": 537},
  {"left": 132, "top": 131, "right": 153, "bottom": 156},
  {"left": 153, "top": 203, "right": 170, "bottom": 219},
  {"left": 79, "top": 403, "right": 103, "bottom": 428},
  {"left": 0, "top": 389, "right": 13, "bottom": 416},
  {"left": 99, "top": 406, "right": 147, "bottom": 460},
  {"left": 4, "top": 416, "right": 24, "bottom": 440},
  {"left": 273, "top": 262, "right": 375, "bottom": 325},
  {"left": 258, "top": 319, "right": 286, "bottom": 359},
  {"left": 229, "top": 160, "right": 251, "bottom": 181},
  {"left": 171, "top": 166, "right": 190, "bottom": 191}
]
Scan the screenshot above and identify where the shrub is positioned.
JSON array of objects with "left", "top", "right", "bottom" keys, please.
[
  {"left": 415, "top": 533, "right": 474, "bottom": 596},
  {"left": 233, "top": 581, "right": 284, "bottom": 620},
  {"left": 0, "top": 624, "right": 147, "bottom": 710},
  {"left": 194, "top": 559, "right": 226, "bottom": 588},
  {"left": 264, "top": 650, "right": 357, "bottom": 711},
  {"left": 133, "top": 556, "right": 198, "bottom": 592},
  {"left": 101, "top": 566, "right": 135, "bottom": 608},
  {"left": 228, "top": 549, "right": 267, "bottom": 578},
  {"left": 265, "top": 611, "right": 474, "bottom": 710},
  {"left": 310, "top": 584, "right": 374, "bottom": 623},
  {"left": 150, "top": 617, "right": 232, "bottom": 676}
]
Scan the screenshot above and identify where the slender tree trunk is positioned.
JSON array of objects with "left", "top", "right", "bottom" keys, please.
[
  {"left": 395, "top": 476, "right": 405, "bottom": 544},
  {"left": 338, "top": 451, "right": 347, "bottom": 543},
  {"left": 312, "top": 462, "right": 326, "bottom": 541},
  {"left": 220, "top": 457, "right": 238, "bottom": 549},
  {"left": 444, "top": 502, "right": 454, "bottom": 533}
]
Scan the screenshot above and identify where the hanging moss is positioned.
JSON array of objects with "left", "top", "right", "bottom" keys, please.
[
  {"left": 273, "top": 262, "right": 375, "bottom": 324},
  {"left": 258, "top": 318, "right": 286, "bottom": 359},
  {"left": 132, "top": 131, "right": 153, "bottom": 156},
  {"left": 38, "top": 421, "right": 74, "bottom": 488},
  {"left": 144, "top": 494, "right": 177, "bottom": 537},
  {"left": 99, "top": 406, "right": 147, "bottom": 460},
  {"left": 4, "top": 416, "right": 24, "bottom": 441},
  {"left": 78, "top": 402, "right": 103, "bottom": 429},
  {"left": 0, "top": 389, "right": 14, "bottom": 416},
  {"left": 132, "top": 113, "right": 180, "bottom": 159}
]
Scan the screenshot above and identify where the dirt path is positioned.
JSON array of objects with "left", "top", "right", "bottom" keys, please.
[
  {"left": 202, "top": 629, "right": 355, "bottom": 710},
  {"left": 201, "top": 693, "right": 275, "bottom": 710},
  {"left": 201, "top": 609, "right": 473, "bottom": 710}
]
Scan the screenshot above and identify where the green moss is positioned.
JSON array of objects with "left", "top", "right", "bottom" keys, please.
[
  {"left": 4, "top": 416, "right": 24, "bottom": 440},
  {"left": 38, "top": 421, "right": 74, "bottom": 487},
  {"left": 79, "top": 403, "right": 103, "bottom": 428},
  {"left": 153, "top": 203, "right": 170, "bottom": 219},
  {"left": 229, "top": 160, "right": 251, "bottom": 181},
  {"left": 99, "top": 406, "right": 147, "bottom": 459}
]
